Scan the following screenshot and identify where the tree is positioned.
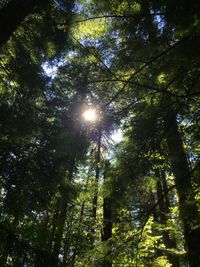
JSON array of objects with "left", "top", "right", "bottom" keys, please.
[
  {"left": 101, "top": 161, "right": 112, "bottom": 267},
  {"left": 1, "top": 0, "right": 200, "bottom": 266},
  {"left": 0, "top": 0, "right": 74, "bottom": 48},
  {"left": 74, "top": 1, "right": 200, "bottom": 265},
  {"left": 164, "top": 106, "right": 200, "bottom": 266}
]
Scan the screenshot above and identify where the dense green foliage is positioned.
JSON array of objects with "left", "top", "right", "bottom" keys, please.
[{"left": 0, "top": 0, "right": 200, "bottom": 266}]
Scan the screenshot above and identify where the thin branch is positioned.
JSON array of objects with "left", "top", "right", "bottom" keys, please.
[
  {"left": 70, "top": 34, "right": 120, "bottom": 82},
  {"left": 89, "top": 71, "right": 186, "bottom": 98},
  {"left": 104, "top": 33, "right": 195, "bottom": 107},
  {"left": 69, "top": 13, "right": 166, "bottom": 25},
  {"left": 71, "top": 24, "right": 197, "bottom": 108}
]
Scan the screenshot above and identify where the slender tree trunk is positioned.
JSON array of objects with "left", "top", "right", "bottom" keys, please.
[
  {"left": 0, "top": 0, "right": 48, "bottom": 47},
  {"left": 164, "top": 108, "right": 200, "bottom": 267},
  {"left": 52, "top": 158, "right": 75, "bottom": 261},
  {"left": 101, "top": 161, "right": 112, "bottom": 267},
  {"left": 155, "top": 170, "right": 179, "bottom": 267},
  {"left": 52, "top": 199, "right": 68, "bottom": 259},
  {"left": 102, "top": 197, "right": 112, "bottom": 242},
  {"left": 65, "top": 167, "right": 91, "bottom": 266},
  {"left": 92, "top": 129, "right": 101, "bottom": 224},
  {"left": 102, "top": 161, "right": 112, "bottom": 242}
]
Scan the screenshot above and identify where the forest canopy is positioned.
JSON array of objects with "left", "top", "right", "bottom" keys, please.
[{"left": 0, "top": 0, "right": 200, "bottom": 266}]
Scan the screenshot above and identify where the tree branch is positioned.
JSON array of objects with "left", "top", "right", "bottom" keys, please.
[{"left": 70, "top": 13, "right": 166, "bottom": 25}]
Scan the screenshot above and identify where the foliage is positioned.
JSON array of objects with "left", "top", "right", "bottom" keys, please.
[{"left": 0, "top": 0, "right": 200, "bottom": 266}]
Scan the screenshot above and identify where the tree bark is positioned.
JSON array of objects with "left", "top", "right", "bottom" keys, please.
[
  {"left": 155, "top": 170, "right": 179, "bottom": 267},
  {"left": 101, "top": 161, "right": 112, "bottom": 267},
  {"left": 92, "top": 129, "right": 101, "bottom": 222},
  {"left": 164, "top": 108, "right": 200, "bottom": 267},
  {"left": 52, "top": 158, "right": 75, "bottom": 261},
  {"left": 102, "top": 197, "right": 112, "bottom": 242},
  {"left": 0, "top": 0, "right": 48, "bottom": 47}
]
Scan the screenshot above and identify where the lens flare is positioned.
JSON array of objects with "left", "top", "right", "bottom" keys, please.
[{"left": 82, "top": 109, "right": 96, "bottom": 122}]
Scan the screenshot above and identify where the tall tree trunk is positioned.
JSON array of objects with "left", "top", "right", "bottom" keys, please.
[
  {"left": 92, "top": 129, "right": 101, "bottom": 225},
  {"left": 52, "top": 158, "right": 75, "bottom": 261},
  {"left": 64, "top": 167, "right": 91, "bottom": 266},
  {"left": 102, "top": 197, "right": 112, "bottom": 242},
  {"left": 101, "top": 161, "right": 112, "bottom": 267},
  {"left": 155, "top": 170, "right": 179, "bottom": 267},
  {"left": 0, "top": 0, "right": 47, "bottom": 47},
  {"left": 52, "top": 197, "right": 68, "bottom": 260},
  {"left": 164, "top": 108, "right": 200, "bottom": 267}
]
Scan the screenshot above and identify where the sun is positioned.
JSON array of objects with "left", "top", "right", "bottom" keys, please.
[{"left": 82, "top": 109, "right": 96, "bottom": 122}]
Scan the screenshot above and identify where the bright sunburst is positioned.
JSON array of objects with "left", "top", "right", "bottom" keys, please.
[{"left": 82, "top": 109, "right": 96, "bottom": 122}]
